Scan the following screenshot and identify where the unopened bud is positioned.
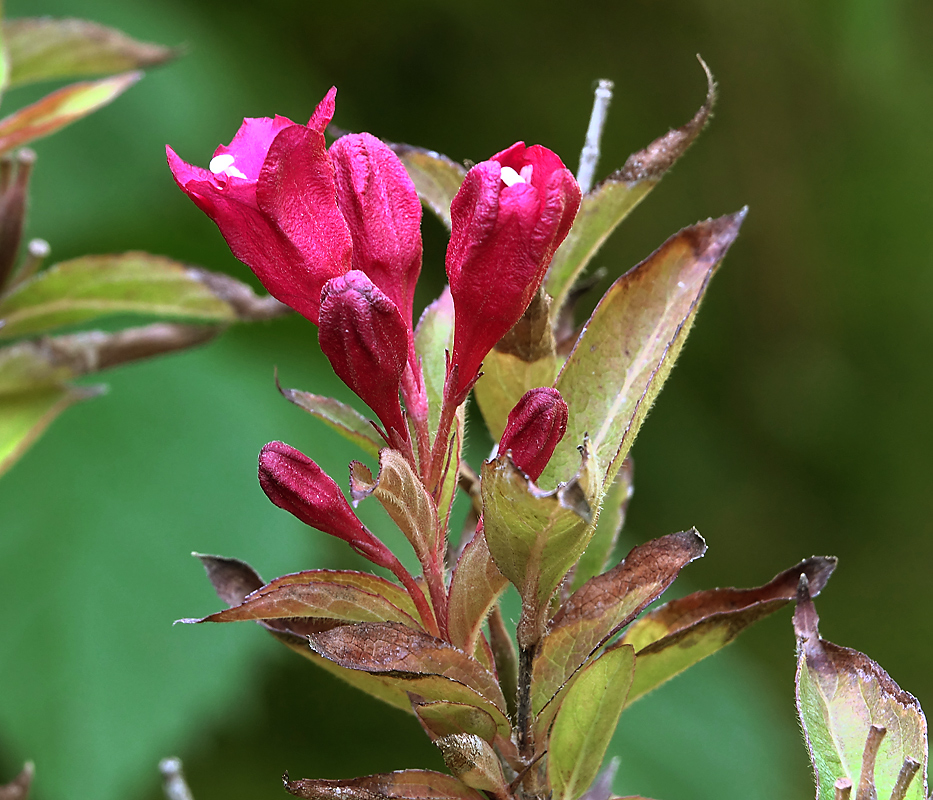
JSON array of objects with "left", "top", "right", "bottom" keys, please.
[
  {"left": 498, "top": 386, "right": 568, "bottom": 481},
  {"left": 318, "top": 270, "right": 410, "bottom": 441},
  {"left": 435, "top": 733, "right": 509, "bottom": 794}
]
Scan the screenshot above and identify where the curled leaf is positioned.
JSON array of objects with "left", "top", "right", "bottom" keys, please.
[{"left": 285, "top": 770, "right": 485, "bottom": 800}]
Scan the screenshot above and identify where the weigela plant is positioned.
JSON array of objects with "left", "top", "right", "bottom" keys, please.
[{"left": 165, "top": 74, "right": 929, "bottom": 800}]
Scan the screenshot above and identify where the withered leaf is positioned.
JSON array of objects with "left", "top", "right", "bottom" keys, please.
[
  {"left": 532, "top": 530, "right": 705, "bottom": 730},
  {"left": 795, "top": 577, "right": 928, "bottom": 800},
  {"left": 622, "top": 556, "right": 837, "bottom": 706},
  {"left": 285, "top": 769, "right": 485, "bottom": 800},
  {"left": 446, "top": 528, "right": 508, "bottom": 655}
]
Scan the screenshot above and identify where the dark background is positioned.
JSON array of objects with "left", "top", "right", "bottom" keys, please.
[{"left": 2, "top": 0, "right": 932, "bottom": 798}]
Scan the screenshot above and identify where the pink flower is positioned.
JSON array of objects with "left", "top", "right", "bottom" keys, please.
[
  {"left": 445, "top": 143, "right": 581, "bottom": 400},
  {"left": 167, "top": 89, "right": 423, "bottom": 329},
  {"left": 318, "top": 270, "right": 409, "bottom": 445},
  {"left": 498, "top": 387, "right": 568, "bottom": 481}
]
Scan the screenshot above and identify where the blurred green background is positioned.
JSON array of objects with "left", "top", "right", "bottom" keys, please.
[{"left": 2, "top": 0, "right": 932, "bottom": 798}]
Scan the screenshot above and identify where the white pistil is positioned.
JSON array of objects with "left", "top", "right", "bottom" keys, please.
[
  {"left": 209, "top": 153, "right": 247, "bottom": 179},
  {"left": 500, "top": 166, "right": 526, "bottom": 187}
]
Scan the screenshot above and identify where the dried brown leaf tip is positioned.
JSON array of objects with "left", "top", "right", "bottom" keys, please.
[{"left": 616, "top": 55, "right": 716, "bottom": 183}]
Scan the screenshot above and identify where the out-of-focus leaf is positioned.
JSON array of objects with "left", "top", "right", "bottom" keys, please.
[
  {"left": 622, "top": 556, "right": 837, "bottom": 706},
  {"left": 414, "top": 286, "right": 454, "bottom": 436},
  {"left": 308, "top": 622, "right": 506, "bottom": 710},
  {"left": 539, "top": 211, "right": 746, "bottom": 493},
  {"left": 413, "top": 699, "right": 498, "bottom": 744},
  {"left": 0, "top": 384, "right": 101, "bottom": 476},
  {"left": 277, "top": 382, "right": 382, "bottom": 459},
  {"left": 474, "top": 350, "right": 559, "bottom": 442},
  {"left": 0, "top": 253, "right": 285, "bottom": 338},
  {"left": 570, "top": 458, "right": 633, "bottom": 592},
  {"left": 0, "top": 16, "right": 9, "bottom": 108},
  {"left": 548, "top": 644, "right": 635, "bottom": 800},
  {"left": 391, "top": 143, "right": 466, "bottom": 229},
  {"left": 795, "top": 577, "right": 928, "bottom": 800},
  {"left": 3, "top": 18, "right": 176, "bottom": 88},
  {"left": 285, "top": 770, "right": 485, "bottom": 800},
  {"left": 0, "top": 72, "right": 140, "bottom": 153},
  {"left": 481, "top": 451, "right": 597, "bottom": 640},
  {"left": 545, "top": 66, "right": 716, "bottom": 312},
  {"left": 350, "top": 448, "right": 439, "bottom": 573},
  {"left": 0, "top": 762, "right": 34, "bottom": 800},
  {"left": 447, "top": 528, "right": 507, "bottom": 654},
  {"left": 532, "top": 531, "right": 705, "bottom": 731}
]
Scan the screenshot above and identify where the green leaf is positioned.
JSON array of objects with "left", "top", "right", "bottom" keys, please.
[
  {"left": 436, "top": 407, "right": 464, "bottom": 530},
  {"left": 570, "top": 457, "right": 633, "bottom": 592},
  {"left": 622, "top": 556, "right": 837, "bottom": 706},
  {"left": 481, "top": 451, "right": 598, "bottom": 640},
  {"left": 3, "top": 18, "right": 176, "bottom": 88},
  {"left": 0, "top": 253, "right": 287, "bottom": 338},
  {"left": 413, "top": 699, "right": 498, "bottom": 743},
  {"left": 277, "top": 383, "right": 382, "bottom": 459},
  {"left": 0, "top": 72, "right": 141, "bottom": 153},
  {"left": 539, "top": 211, "right": 746, "bottom": 493},
  {"left": 0, "top": 384, "right": 101, "bottom": 476},
  {"left": 447, "top": 528, "right": 508, "bottom": 654},
  {"left": 391, "top": 143, "right": 466, "bottom": 230},
  {"left": 0, "top": 11, "right": 10, "bottom": 104},
  {"left": 285, "top": 770, "right": 485, "bottom": 800},
  {"left": 545, "top": 65, "right": 715, "bottom": 313},
  {"left": 548, "top": 644, "right": 635, "bottom": 800},
  {"left": 308, "top": 622, "right": 508, "bottom": 714},
  {"left": 532, "top": 531, "right": 705, "bottom": 732},
  {"left": 414, "top": 286, "right": 454, "bottom": 436},
  {"left": 795, "top": 578, "right": 928, "bottom": 800}
]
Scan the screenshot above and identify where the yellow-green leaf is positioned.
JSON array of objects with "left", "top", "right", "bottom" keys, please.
[{"left": 277, "top": 383, "right": 382, "bottom": 459}]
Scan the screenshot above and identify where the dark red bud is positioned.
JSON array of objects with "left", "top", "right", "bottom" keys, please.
[
  {"left": 318, "top": 270, "right": 410, "bottom": 441},
  {"left": 498, "top": 387, "right": 568, "bottom": 481}
]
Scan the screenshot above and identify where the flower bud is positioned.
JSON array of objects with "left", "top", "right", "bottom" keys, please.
[
  {"left": 445, "top": 143, "right": 581, "bottom": 398},
  {"left": 167, "top": 88, "right": 353, "bottom": 325},
  {"left": 498, "top": 387, "right": 568, "bottom": 481},
  {"left": 258, "top": 441, "right": 396, "bottom": 568},
  {"left": 330, "top": 132, "right": 423, "bottom": 327},
  {"left": 318, "top": 270, "right": 409, "bottom": 441}
]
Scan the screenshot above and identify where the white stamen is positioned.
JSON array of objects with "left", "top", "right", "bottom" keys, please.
[
  {"left": 500, "top": 166, "right": 526, "bottom": 187},
  {"left": 209, "top": 153, "right": 247, "bottom": 179}
]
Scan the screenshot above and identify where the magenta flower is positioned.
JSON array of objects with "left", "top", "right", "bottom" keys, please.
[
  {"left": 498, "top": 387, "right": 569, "bottom": 481},
  {"left": 445, "top": 142, "right": 581, "bottom": 400},
  {"left": 318, "top": 270, "right": 410, "bottom": 445}
]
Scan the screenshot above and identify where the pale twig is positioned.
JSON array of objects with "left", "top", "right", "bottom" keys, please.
[
  {"left": 159, "top": 757, "right": 194, "bottom": 800},
  {"left": 576, "top": 79, "right": 614, "bottom": 194}
]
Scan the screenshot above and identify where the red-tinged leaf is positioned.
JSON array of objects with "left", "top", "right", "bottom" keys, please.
[
  {"left": 447, "top": 528, "right": 508, "bottom": 654},
  {"left": 390, "top": 143, "right": 467, "bottom": 230},
  {"left": 0, "top": 72, "right": 141, "bottom": 153},
  {"left": 539, "top": 211, "right": 747, "bottom": 494},
  {"left": 3, "top": 18, "right": 176, "bottom": 88},
  {"left": 546, "top": 63, "right": 716, "bottom": 313},
  {"left": 622, "top": 556, "right": 837, "bottom": 706},
  {"left": 285, "top": 769, "right": 485, "bottom": 800},
  {"left": 350, "top": 449, "right": 440, "bottom": 575},
  {"left": 795, "top": 578, "right": 928, "bottom": 800},
  {"left": 482, "top": 450, "right": 599, "bottom": 645},
  {"left": 413, "top": 699, "right": 498, "bottom": 743},
  {"left": 277, "top": 382, "right": 382, "bottom": 459},
  {"left": 532, "top": 530, "right": 705, "bottom": 732},
  {"left": 0, "top": 763, "right": 34, "bottom": 800},
  {"left": 308, "top": 622, "right": 506, "bottom": 711},
  {"left": 196, "top": 553, "right": 264, "bottom": 606}
]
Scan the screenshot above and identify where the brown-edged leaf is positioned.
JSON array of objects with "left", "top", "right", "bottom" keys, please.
[
  {"left": 350, "top": 449, "right": 440, "bottom": 574},
  {"left": 3, "top": 18, "right": 176, "bottom": 88},
  {"left": 308, "top": 622, "right": 506, "bottom": 711},
  {"left": 621, "top": 556, "right": 837, "bottom": 706},
  {"left": 545, "top": 61, "right": 716, "bottom": 314},
  {"left": 795, "top": 577, "right": 928, "bottom": 800},
  {"left": 532, "top": 530, "right": 705, "bottom": 730},
  {"left": 539, "top": 211, "right": 746, "bottom": 494},
  {"left": 0, "top": 763, "right": 34, "bottom": 800},
  {"left": 285, "top": 770, "right": 484, "bottom": 800},
  {"left": 390, "top": 144, "right": 467, "bottom": 230},
  {"left": 0, "top": 72, "right": 141, "bottom": 153},
  {"left": 413, "top": 699, "right": 498, "bottom": 744},
  {"left": 447, "top": 528, "right": 508, "bottom": 654},
  {"left": 277, "top": 382, "right": 382, "bottom": 458}
]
